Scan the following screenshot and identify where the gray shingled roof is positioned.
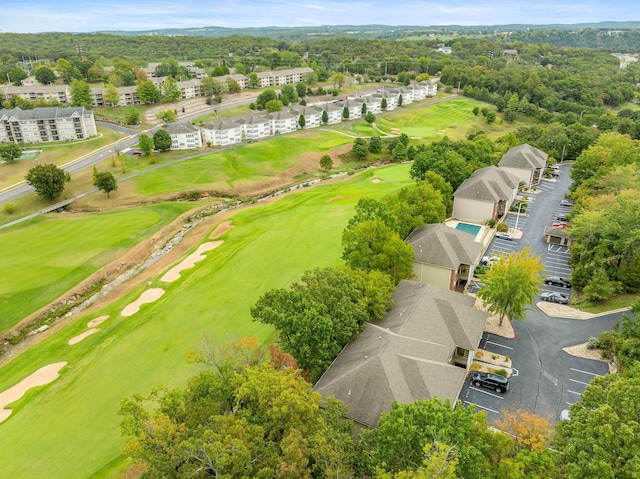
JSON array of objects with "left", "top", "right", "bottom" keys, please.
[
  {"left": 0, "top": 106, "right": 88, "bottom": 121},
  {"left": 406, "top": 223, "right": 482, "bottom": 270},
  {"left": 201, "top": 119, "right": 242, "bottom": 131},
  {"left": 498, "top": 144, "right": 548, "bottom": 170},
  {"left": 545, "top": 226, "right": 571, "bottom": 238},
  {"left": 453, "top": 166, "right": 519, "bottom": 202},
  {"left": 313, "top": 281, "right": 487, "bottom": 427},
  {"left": 165, "top": 122, "right": 199, "bottom": 134}
]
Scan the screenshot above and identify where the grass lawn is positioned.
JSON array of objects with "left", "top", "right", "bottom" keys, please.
[
  {"left": 130, "top": 130, "right": 353, "bottom": 197},
  {"left": 0, "top": 163, "right": 412, "bottom": 479},
  {"left": 0, "top": 127, "right": 126, "bottom": 191},
  {"left": 93, "top": 105, "right": 152, "bottom": 129},
  {"left": 575, "top": 292, "right": 638, "bottom": 314},
  {"left": 0, "top": 202, "right": 194, "bottom": 333}
]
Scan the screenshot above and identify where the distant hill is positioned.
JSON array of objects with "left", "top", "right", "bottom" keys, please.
[{"left": 99, "top": 22, "right": 640, "bottom": 40}]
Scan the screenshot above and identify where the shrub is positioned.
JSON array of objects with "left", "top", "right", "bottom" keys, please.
[
  {"left": 494, "top": 369, "right": 508, "bottom": 378},
  {"left": 4, "top": 203, "right": 16, "bottom": 214},
  {"left": 496, "top": 222, "right": 509, "bottom": 232},
  {"left": 469, "top": 363, "right": 481, "bottom": 371},
  {"left": 587, "top": 337, "right": 600, "bottom": 349},
  {"left": 485, "top": 219, "right": 496, "bottom": 228}
]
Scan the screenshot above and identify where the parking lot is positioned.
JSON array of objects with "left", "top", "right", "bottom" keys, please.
[{"left": 461, "top": 164, "right": 624, "bottom": 422}]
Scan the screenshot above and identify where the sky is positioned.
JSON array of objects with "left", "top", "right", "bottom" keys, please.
[{"left": 2, "top": 0, "right": 640, "bottom": 34}]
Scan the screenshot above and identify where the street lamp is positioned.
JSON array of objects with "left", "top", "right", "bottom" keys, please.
[
  {"left": 560, "top": 143, "right": 570, "bottom": 164},
  {"left": 514, "top": 201, "right": 524, "bottom": 232}
]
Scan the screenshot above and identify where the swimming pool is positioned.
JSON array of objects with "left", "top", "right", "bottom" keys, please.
[{"left": 455, "top": 222, "right": 481, "bottom": 237}]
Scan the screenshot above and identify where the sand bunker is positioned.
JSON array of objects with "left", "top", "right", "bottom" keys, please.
[
  {"left": 68, "top": 329, "right": 100, "bottom": 345},
  {"left": 121, "top": 288, "right": 165, "bottom": 317},
  {"left": 371, "top": 178, "right": 382, "bottom": 183},
  {"left": 210, "top": 221, "right": 234, "bottom": 239},
  {"left": 0, "top": 362, "right": 67, "bottom": 422},
  {"left": 87, "top": 314, "right": 109, "bottom": 328},
  {"left": 160, "top": 241, "right": 223, "bottom": 283}
]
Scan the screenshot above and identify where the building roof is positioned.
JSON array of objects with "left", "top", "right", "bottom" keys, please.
[
  {"left": 544, "top": 226, "right": 571, "bottom": 238},
  {"left": 0, "top": 106, "right": 88, "bottom": 121},
  {"left": 201, "top": 119, "right": 242, "bottom": 131},
  {"left": 290, "top": 106, "right": 321, "bottom": 116},
  {"left": 165, "top": 122, "right": 200, "bottom": 135},
  {"left": 498, "top": 144, "right": 548, "bottom": 170},
  {"left": 2, "top": 84, "right": 69, "bottom": 94},
  {"left": 313, "top": 281, "right": 487, "bottom": 427},
  {"left": 406, "top": 223, "right": 482, "bottom": 269},
  {"left": 266, "top": 110, "right": 297, "bottom": 121},
  {"left": 453, "top": 166, "right": 519, "bottom": 202}
]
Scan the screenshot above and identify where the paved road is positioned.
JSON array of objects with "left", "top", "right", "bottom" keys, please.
[{"left": 462, "top": 164, "right": 626, "bottom": 423}]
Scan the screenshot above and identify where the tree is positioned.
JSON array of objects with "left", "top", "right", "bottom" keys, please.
[
  {"left": 70, "top": 79, "right": 92, "bottom": 109},
  {"left": 0, "top": 142, "right": 23, "bottom": 162},
  {"left": 25, "top": 163, "right": 66, "bottom": 201},
  {"left": 93, "top": 171, "right": 117, "bottom": 198},
  {"left": 153, "top": 129, "right": 172, "bottom": 152},
  {"left": 477, "top": 246, "right": 544, "bottom": 325},
  {"left": 391, "top": 143, "right": 407, "bottom": 162},
  {"left": 352, "top": 137, "right": 369, "bottom": 159},
  {"left": 322, "top": 110, "right": 329, "bottom": 125},
  {"left": 398, "top": 94, "right": 403, "bottom": 107},
  {"left": 280, "top": 84, "right": 298, "bottom": 104},
  {"left": 342, "top": 106, "right": 350, "bottom": 120},
  {"left": 265, "top": 99, "right": 283, "bottom": 113},
  {"left": 331, "top": 73, "right": 346, "bottom": 89},
  {"left": 227, "top": 77, "right": 241, "bottom": 93},
  {"left": 342, "top": 219, "right": 414, "bottom": 284},
  {"left": 365, "top": 112, "right": 376, "bottom": 124},
  {"left": 138, "top": 133, "right": 154, "bottom": 156},
  {"left": 155, "top": 108, "right": 176, "bottom": 124},
  {"left": 296, "top": 82, "right": 307, "bottom": 99},
  {"left": 495, "top": 409, "right": 552, "bottom": 453},
  {"left": 381, "top": 98, "right": 388, "bottom": 110},
  {"left": 553, "top": 368, "right": 640, "bottom": 479},
  {"left": 319, "top": 155, "right": 333, "bottom": 170},
  {"left": 161, "top": 77, "right": 181, "bottom": 104},
  {"left": 201, "top": 76, "right": 225, "bottom": 99},
  {"left": 257, "top": 88, "right": 277, "bottom": 109},
  {"left": 56, "top": 58, "right": 74, "bottom": 83},
  {"left": 369, "top": 136, "right": 382, "bottom": 153},
  {"left": 135, "top": 80, "right": 160, "bottom": 104},
  {"left": 34, "top": 66, "right": 56, "bottom": 85},
  {"left": 248, "top": 72, "right": 259, "bottom": 88},
  {"left": 123, "top": 106, "right": 140, "bottom": 125},
  {"left": 102, "top": 83, "right": 120, "bottom": 106}
]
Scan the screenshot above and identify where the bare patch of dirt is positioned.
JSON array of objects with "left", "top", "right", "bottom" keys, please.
[{"left": 210, "top": 220, "right": 234, "bottom": 239}]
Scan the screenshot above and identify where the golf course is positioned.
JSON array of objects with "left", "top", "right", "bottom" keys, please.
[{"left": 0, "top": 96, "right": 502, "bottom": 478}]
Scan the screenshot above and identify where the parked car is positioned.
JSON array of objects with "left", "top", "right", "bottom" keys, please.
[
  {"left": 131, "top": 150, "right": 143, "bottom": 156},
  {"left": 552, "top": 221, "right": 569, "bottom": 228},
  {"left": 471, "top": 372, "right": 509, "bottom": 393},
  {"left": 541, "top": 291, "right": 570, "bottom": 304},
  {"left": 560, "top": 199, "right": 574, "bottom": 207},
  {"left": 556, "top": 213, "right": 567, "bottom": 221},
  {"left": 544, "top": 276, "right": 572, "bottom": 288},
  {"left": 549, "top": 165, "right": 561, "bottom": 171},
  {"left": 482, "top": 255, "right": 500, "bottom": 266},
  {"left": 495, "top": 232, "right": 513, "bottom": 241}
]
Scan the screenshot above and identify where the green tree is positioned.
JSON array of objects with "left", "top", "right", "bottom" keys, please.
[
  {"left": 343, "top": 106, "right": 350, "bottom": 120},
  {"left": 296, "top": 82, "right": 307, "bottom": 99},
  {"left": 123, "top": 106, "right": 140, "bottom": 125},
  {"left": 102, "top": 83, "right": 120, "bottom": 106},
  {"left": 161, "top": 77, "right": 181, "bottom": 104},
  {"left": 25, "top": 163, "right": 66, "bottom": 201},
  {"left": 93, "top": 171, "right": 117, "bottom": 198},
  {"left": 0, "top": 142, "right": 23, "bottom": 162},
  {"left": 155, "top": 108, "right": 176, "bottom": 124},
  {"left": 365, "top": 112, "right": 376, "bottom": 124},
  {"left": 56, "top": 58, "right": 74, "bottom": 83},
  {"left": 248, "top": 72, "right": 259, "bottom": 88},
  {"left": 553, "top": 368, "right": 640, "bottom": 479},
  {"left": 322, "top": 110, "right": 329, "bottom": 124},
  {"left": 34, "top": 66, "right": 56, "bottom": 85},
  {"left": 477, "top": 246, "right": 544, "bottom": 325},
  {"left": 342, "top": 219, "right": 414, "bottom": 284},
  {"left": 381, "top": 98, "right": 388, "bottom": 110},
  {"left": 257, "top": 88, "right": 277, "bottom": 109},
  {"left": 135, "top": 80, "right": 160, "bottom": 104},
  {"left": 298, "top": 114, "right": 306, "bottom": 128},
  {"left": 153, "top": 129, "right": 172, "bottom": 151},
  {"left": 265, "top": 99, "right": 283, "bottom": 112},
  {"left": 319, "top": 155, "right": 333, "bottom": 170},
  {"left": 201, "top": 76, "right": 226, "bottom": 99},
  {"left": 70, "top": 79, "right": 92, "bottom": 109},
  {"left": 280, "top": 84, "right": 298, "bottom": 104},
  {"left": 138, "top": 133, "right": 154, "bottom": 156},
  {"left": 582, "top": 267, "right": 616, "bottom": 303},
  {"left": 421, "top": 171, "right": 454, "bottom": 215},
  {"left": 352, "top": 137, "right": 369, "bottom": 159},
  {"left": 369, "top": 136, "right": 382, "bottom": 153},
  {"left": 391, "top": 143, "right": 407, "bottom": 162}
]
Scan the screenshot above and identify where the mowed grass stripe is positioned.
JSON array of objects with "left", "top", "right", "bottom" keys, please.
[{"left": 0, "top": 164, "right": 411, "bottom": 479}]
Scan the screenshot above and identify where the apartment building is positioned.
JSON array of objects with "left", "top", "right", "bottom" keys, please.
[
  {"left": 2, "top": 84, "right": 71, "bottom": 105},
  {"left": 0, "top": 106, "right": 97, "bottom": 144},
  {"left": 165, "top": 122, "right": 202, "bottom": 150}
]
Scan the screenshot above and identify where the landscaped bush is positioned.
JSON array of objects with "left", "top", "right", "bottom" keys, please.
[
  {"left": 496, "top": 222, "right": 509, "bottom": 232},
  {"left": 494, "top": 369, "right": 508, "bottom": 377}
]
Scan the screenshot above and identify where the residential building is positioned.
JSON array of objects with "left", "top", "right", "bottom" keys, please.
[
  {"left": 2, "top": 84, "right": 71, "bottom": 104},
  {"left": 406, "top": 223, "right": 483, "bottom": 291},
  {"left": 266, "top": 110, "right": 298, "bottom": 135},
  {"left": 452, "top": 166, "right": 519, "bottom": 223},
  {"left": 254, "top": 67, "right": 314, "bottom": 88},
  {"left": 420, "top": 80, "right": 438, "bottom": 97},
  {"left": 314, "top": 103, "right": 343, "bottom": 124},
  {"left": 313, "top": 280, "right": 488, "bottom": 428},
  {"left": 237, "top": 114, "right": 271, "bottom": 140},
  {"left": 0, "top": 106, "right": 97, "bottom": 144},
  {"left": 498, "top": 144, "right": 548, "bottom": 190},
  {"left": 373, "top": 89, "right": 399, "bottom": 111},
  {"left": 354, "top": 95, "right": 382, "bottom": 114},
  {"left": 334, "top": 99, "right": 363, "bottom": 120},
  {"left": 177, "top": 80, "right": 202, "bottom": 99},
  {"left": 290, "top": 106, "right": 322, "bottom": 129},
  {"left": 200, "top": 119, "right": 243, "bottom": 146},
  {"left": 165, "top": 122, "right": 202, "bottom": 150},
  {"left": 213, "top": 74, "right": 249, "bottom": 90}
]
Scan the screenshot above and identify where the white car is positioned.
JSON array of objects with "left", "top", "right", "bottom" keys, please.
[{"left": 482, "top": 255, "right": 500, "bottom": 266}]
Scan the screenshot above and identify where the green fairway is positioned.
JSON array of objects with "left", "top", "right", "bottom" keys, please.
[
  {"left": 131, "top": 130, "right": 352, "bottom": 196},
  {"left": 0, "top": 164, "right": 412, "bottom": 479},
  {"left": 0, "top": 202, "right": 194, "bottom": 333}
]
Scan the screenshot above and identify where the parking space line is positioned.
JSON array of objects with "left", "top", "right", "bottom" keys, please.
[
  {"left": 570, "top": 368, "right": 602, "bottom": 377},
  {"left": 464, "top": 401, "right": 499, "bottom": 414},
  {"left": 567, "top": 389, "right": 583, "bottom": 395},
  {"left": 569, "top": 378, "right": 590, "bottom": 386},
  {"left": 485, "top": 340, "right": 513, "bottom": 350},
  {"left": 468, "top": 386, "right": 505, "bottom": 399},
  {"left": 565, "top": 401, "right": 574, "bottom": 406}
]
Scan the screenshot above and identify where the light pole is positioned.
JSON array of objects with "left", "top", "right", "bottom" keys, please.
[
  {"left": 560, "top": 143, "right": 569, "bottom": 164},
  {"left": 514, "top": 201, "right": 524, "bottom": 232}
]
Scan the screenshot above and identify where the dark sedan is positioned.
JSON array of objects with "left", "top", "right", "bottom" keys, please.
[
  {"left": 544, "top": 276, "right": 572, "bottom": 288},
  {"left": 541, "top": 291, "right": 570, "bottom": 304}
]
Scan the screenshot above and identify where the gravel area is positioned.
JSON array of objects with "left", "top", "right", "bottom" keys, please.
[{"left": 536, "top": 302, "right": 595, "bottom": 319}]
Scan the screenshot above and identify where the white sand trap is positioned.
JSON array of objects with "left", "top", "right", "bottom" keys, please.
[
  {"left": 160, "top": 241, "right": 223, "bottom": 283},
  {"left": 0, "top": 362, "right": 67, "bottom": 422},
  {"left": 371, "top": 178, "right": 382, "bottom": 183},
  {"left": 121, "top": 288, "right": 165, "bottom": 317},
  {"left": 87, "top": 314, "right": 109, "bottom": 328},
  {"left": 68, "top": 328, "right": 100, "bottom": 345}
]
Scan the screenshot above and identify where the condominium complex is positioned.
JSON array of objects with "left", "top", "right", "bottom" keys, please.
[{"left": 0, "top": 106, "right": 97, "bottom": 144}]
